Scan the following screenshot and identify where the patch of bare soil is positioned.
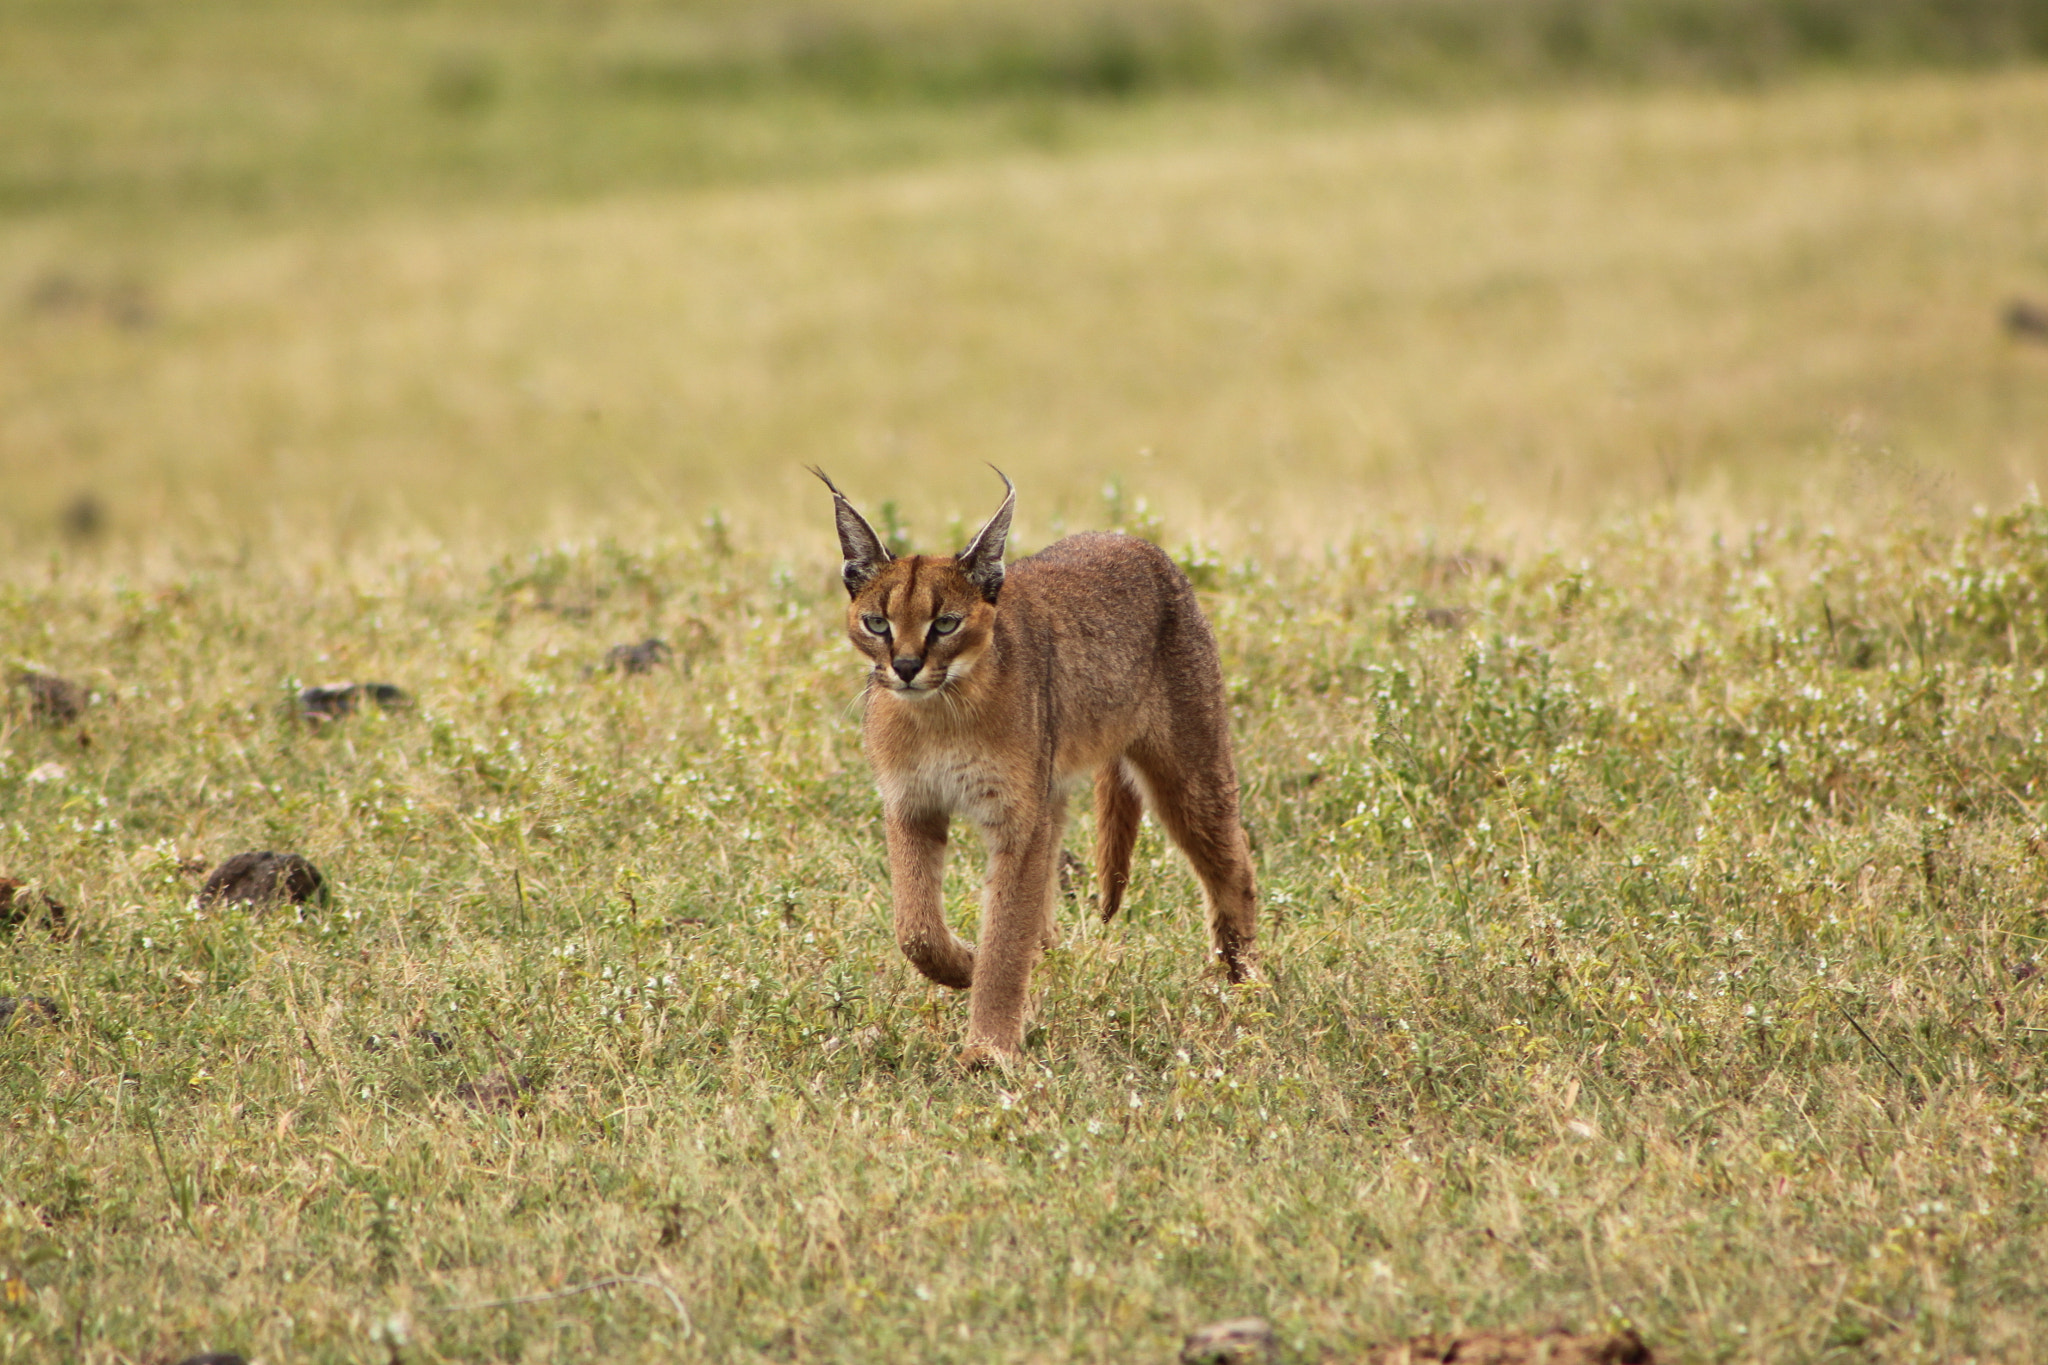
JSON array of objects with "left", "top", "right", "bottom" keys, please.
[{"left": 1358, "top": 1329, "right": 1652, "bottom": 1365}]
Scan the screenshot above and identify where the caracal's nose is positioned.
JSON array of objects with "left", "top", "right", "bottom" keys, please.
[{"left": 893, "top": 656, "right": 924, "bottom": 682}]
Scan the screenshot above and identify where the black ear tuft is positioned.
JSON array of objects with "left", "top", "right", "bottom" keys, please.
[
  {"left": 955, "top": 466, "right": 1015, "bottom": 603},
  {"left": 810, "top": 467, "right": 894, "bottom": 597}
]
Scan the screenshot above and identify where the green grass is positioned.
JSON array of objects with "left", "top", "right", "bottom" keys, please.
[
  {"left": 5, "top": 496, "right": 2048, "bottom": 1362},
  {"left": 6, "top": 67, "right": 2048, "bottom": 548},
  {"left": 6, "top": 2, "right": 2048, "bottom": 544},
  {"left": 7, "top": 0, "right": 2048, "bottom": 223},
  {"left": 7, "top": 3, "right": 2048, "bottom": 1359}
]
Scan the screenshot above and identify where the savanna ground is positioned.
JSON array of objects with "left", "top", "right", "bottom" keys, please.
[{"left": 6, "top": 2, "right": 2048, "bottom": 1361}]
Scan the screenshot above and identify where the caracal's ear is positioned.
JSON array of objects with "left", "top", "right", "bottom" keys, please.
[
  {"left": 810, "top": 466, "right": 894, "bottom": 597},
  {"left": 955, "top": 466, "right": 1015, "bottom": 603}
]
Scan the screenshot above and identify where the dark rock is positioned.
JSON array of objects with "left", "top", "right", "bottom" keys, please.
[
  {"left": 1358, "top": 1329, "right": 1653, "bottom": 1365},
  {"left": 1182, "top": 1318, "right": 1277, "bottom": 1365},
  {"left": 297, "top": 682, "right": 410, "bottom": 724},
  {"left": 1419, "top": 606, "right": 1473, "bottom": 631},
  {"left": 103, "top": 282, "right": 154, "bottom": 330},
  {"left": 62, "top": 494, "right": 104, "bottom": 540},
  {"left": 603, "top": 638, "right": 673, "bottom": 675},
  {"left": 0, "top": 878, "right": 69, "bottom": 935},
  {"left": 2005, "top": 298, "right": 2048, "bottom": 342},
  {"left": 24, "top": 272, "right": 88, "bottom": 314},
  {"left": 169, "top": 1354, "right": 249, "bottom": 1365},
  {"left": 297, "top": 684, "right": 358, "bottom": 720},
  {"left": 199, "top": 852, "right": 325, "bottom": 909},
  {"left": 22, "top": 272, "right": 153, "bottom": 329},
  {"left": 456, "top": 1071, "right": 535, "bottom": 1112},
  {"left": 0, "top": 995, "right": 62, "bottom": 1031},
  {"left": 14, "top": 671, "right": 86, "bottom": 725}
]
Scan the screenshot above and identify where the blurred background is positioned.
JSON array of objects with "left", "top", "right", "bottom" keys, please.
[{"left": 4, "top": 0, "right": 2047, "bottom": 553}]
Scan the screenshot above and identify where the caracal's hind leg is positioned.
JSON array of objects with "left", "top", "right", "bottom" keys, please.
[
  {"left": 885, "top": 807, "right": 975, "bottom": 989},
  {"left": 1131, "top": 744, "right": 1259, "bottom": 983},
  {"left": 1039, "top": 791, "right": 1069, "bottom": 950},
  {"left": 1093, "top": 761, "right": 1142, "bottom": 923}
]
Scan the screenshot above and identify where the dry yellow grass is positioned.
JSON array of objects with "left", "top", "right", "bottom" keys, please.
[
  {"left": 4, "top": 68, "right": 2046, "bottom": 553},
  {"left": 12, "top": 27, "right": 2048, "bottom": 1360},
  {"left": 8, "top": 500, "right": 2048, "bottom": 1362}
]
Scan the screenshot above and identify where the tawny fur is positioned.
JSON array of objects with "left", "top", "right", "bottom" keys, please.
[{"left": 814, "top": 469, "right": 1260, "bottom": 1066}]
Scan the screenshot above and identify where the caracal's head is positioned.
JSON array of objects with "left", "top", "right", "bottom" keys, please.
[{"left": 810, "top": 467, "right": 1013, "bottom": 702}]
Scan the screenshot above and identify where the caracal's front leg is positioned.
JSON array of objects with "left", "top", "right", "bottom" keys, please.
[
  {"left": 886, "top": 806, "right": 975, "bottom": 989},
  {"left": 961, "top": 799, "right": 1062, "bottom": 1066}
]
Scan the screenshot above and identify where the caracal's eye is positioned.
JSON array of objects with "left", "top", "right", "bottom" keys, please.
[
  {"left": 861, "top": 614, "right": 891, "bottom": 636},
  {"left": 930, "top": 615, "right": 962, "bottom": 637}
]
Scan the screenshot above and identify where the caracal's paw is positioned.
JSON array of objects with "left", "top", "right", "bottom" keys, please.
[
  {"left": 900, "top": 939, "right": 976, "bottom": 991},
  {"left": 958, "top": 1039, "right": 1024, "bottom": 1072},
  {"left": 1215, "top": 949, "right": 1262, "bottom": 985}
]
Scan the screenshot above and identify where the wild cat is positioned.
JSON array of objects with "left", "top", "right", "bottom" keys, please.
[{"left": 813, "top": 468, "right": 1259, "bottom": 1066}]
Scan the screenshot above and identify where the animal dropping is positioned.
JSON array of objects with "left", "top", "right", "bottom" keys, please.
[
  {"left": 0, "top": 995, "right": 62, "bottom": 1032},
  {"left": 1181, "top": 1317, "right": 1278, "bottom": 1365},
  {"left": 13, "top": 669, "right": 86, "bottom": 725},
  {"left": 2004, "top": 297, "right": 2048, "bottom": 342},
  {"left": 814, "top": 468, "right": 1260, "bottom": 1066},
  {"left": 0, "top": 878, "right": 69, "bottom": 936},
  {"left": 199, "top": 852, "right": 326, "bottom": 909},
  {"left": 602, "top": 637, "right": 673, "bottom": 674},
  {"left": 456, "top": 1071, "right": 536, "bottom": 1112},
  {"left": 1358, "top": 1329, "right": 1653, "bottom": 1365},
  {"left": 297, "top": 681, "right": 410, "bottom": 723}
]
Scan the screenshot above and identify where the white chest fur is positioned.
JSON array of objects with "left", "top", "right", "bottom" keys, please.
[{"left": 876, "top": 742, "right": 1014, "bottom": 829}]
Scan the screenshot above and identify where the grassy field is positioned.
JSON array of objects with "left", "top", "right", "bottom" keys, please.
[
  {"left": 7, "top": 1, "right": 2048, "bottom": 1361},
  {"left": 7, "top": 499, "right": 2048, "bottom": 1363},
  {"left": 4, "top": 6, "right": 2048, "bottom": 545},
  {"left": 10, "top": 0, "right": 2048, "bottom": 224}
]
